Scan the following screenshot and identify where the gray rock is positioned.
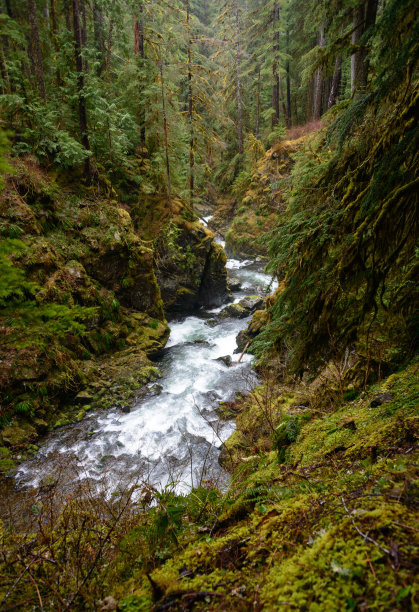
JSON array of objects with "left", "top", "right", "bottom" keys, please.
[
  {"left": 370, "top": 392, "right": 393, "bottom": 407},
  {"left": 205, "top": 318, "right": 218, "bottom": 327},
  {"left": 215, "top": 355, "right": 232, "bottom": 367},
  {"left": 236, "top": 330, "right": 250, "bottom": 352},
  {"left": 228, "top": 276, "right": 242, "bottom": 291},
  {"left": 239, "top": 295, "right": 264, "bottom": 312}
]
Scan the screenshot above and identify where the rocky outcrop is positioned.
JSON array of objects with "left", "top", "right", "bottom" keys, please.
[
  {"left": 236, "top": 308, "right": 270, "bottom": 352},
  {"left": 154, "top": 220, "right": 229, "bottom": 315},
  {"left": 219, "top": 295, "right": 264, "bottom": 320},
  {"left": 0, "top": 160, "right": 169, "bottom": 450}
]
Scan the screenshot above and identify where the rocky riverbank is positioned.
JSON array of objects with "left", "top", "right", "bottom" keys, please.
[{"left": 0, "top": 159, "right": 229, "bottom": 467}]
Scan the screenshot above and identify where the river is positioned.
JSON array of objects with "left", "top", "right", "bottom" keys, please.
[{"left": 6, "top": 230, "right": 277, "bottom": 507}]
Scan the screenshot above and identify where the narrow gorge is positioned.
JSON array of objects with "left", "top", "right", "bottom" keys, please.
[{"left": 0, "top": 0, "right": 417, "bottom": 609}]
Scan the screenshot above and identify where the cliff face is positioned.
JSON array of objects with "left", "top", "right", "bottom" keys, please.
[
  {"left": 130, "top": 195, "right": 230, "bottom": 315},
  {"left": 0, "top": 159, "right": 228, "bottom": 451}
]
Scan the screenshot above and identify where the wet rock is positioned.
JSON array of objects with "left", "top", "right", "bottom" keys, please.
[
  {"left": 236, "top": 329, "right": 250, "bottom": 352},
  {"left": 205, "top": 318, "right": 218, "bottom": 327},
  {"left": 219, "top": 303, "right": 248, "bottom": 319},
  {"left": 149, "top": 383, "right": 163, "bottom": 396},
  {"left": 199, "top": 240, "right": 230, "bottom": 308},
  {"left": 98, "top": 596, "right": 118, "bottom": 612},
  {"left": 228, "top": 276, "right": 242, "bottom": 291},
  {"left": 239, "top": 295, "right": 264, "bottom": 312},
  {"left": 154, "top": 215, "right": 229, "bottom": 313},
  {"left": 33, "top": 418, "right": 49, "bottom": 434},
  {"left": 215, "top": 355, "right": 232, "bottom": 367},
  {"left": 120, "top": 405, "right": 131, "bottom": 414},
  {"left": 370, "top": 392, "right": 393, "bottom": 407},
  {"left": 219, "top": 295, "right": 265, "bottom": 319},
  {"left": 75, "top": 390, "right": 94, "bottom": 405}
]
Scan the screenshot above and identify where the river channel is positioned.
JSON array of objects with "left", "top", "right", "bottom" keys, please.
[{"left": 4, "top": 230, "right": 277, "bottom": 512}]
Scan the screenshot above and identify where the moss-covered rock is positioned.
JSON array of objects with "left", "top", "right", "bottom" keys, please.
[
  {"left": 0, "top": 158, "right": 168, "bottom": 444},
  {"left": 1, "top": 423, "right": 37, "bottom": 447},
  {"left": 130, "top": 196, "right": 229, "bottom": 314},
  {"left": 220, "top": 296, "right": 264, "bottom": 320}
]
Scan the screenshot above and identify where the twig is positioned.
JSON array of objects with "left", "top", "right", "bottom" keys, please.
[
  {"left": 0, "top": 536, "right": 64, "bottom": 608},
  {"left": 341, "top": 496, "right": 389, "bottom": 555},
  {"left": 365, "top": 553, "right": 378, "bottom": 582},
  {"left": 27, "top": 569, "right": 44, "bottom": 611},
  {"left": 39, "top": 575, "right": 70, "bottom": 610},
  {"left": 66, "top": 489, "right": 134, "bottom": 607},
  {"left": 392, "top": 521, "right": 419, "bottom": 533}
]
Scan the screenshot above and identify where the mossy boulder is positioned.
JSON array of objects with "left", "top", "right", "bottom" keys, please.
[
  {"left": 220, "top": 295, "right": 264, "bottom": 320},
  {"left": 155, "top": 222, "right": 229, "bottom": 313},
  {"left": 1, "top": 423, "right": 37, "bottom": 448},
  {"left": 0, "top": 447, "right": 16, "bottom": 473},
  {"left": 131, "top": 196, "right": 229, "bottom": 314},
  {"left": 219, "top": 303, "right": 248, "bottom": 319}
]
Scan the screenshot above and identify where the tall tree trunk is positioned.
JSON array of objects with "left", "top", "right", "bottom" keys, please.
[
  {"left": 43, "top": 1, "right": 50, "bottom": 28},
  {"left": 272, "top": 0, "right": 280, "bottom": 128},
  {"left": 351, "top": 0, "right": 378, "bottom": 94},
  {"left": 49, "top": 0, "right": 62, "bottom": 87},
  {"left": 186, "top": 0, "right": 194, "bottom": 207},
  {"left": 313, "top": 25, "right": 325, "bottom": 120},
  {"left": 306, "top": 77, "right": 313, "bottom": 122},
  {"left": 134, "top": 1, "right": 145, "bottom": 143},
  {"left": 73, "top": 0, "right": 92, "bottom": 181},
  {"left": 255, "top": 63, "right": 261, "bottom": 138},
  {"left": 80, "top": 0, "right": 88, "bottom": 72},
  {"left": 5, "top": 0, "right": 14, "bottom": 18},
  {"left": 0, "top": 7, "right": 11, "bottom": 94},
  {"left": 159, "top": 50, "right": 172, "bottom": 211},
  {"left": 0, "top": 44, "right": 10, "bottom": 94},
  {"left": 93, "top": 1, "right": 106, "bottom": 75},
  {"left": 234, "top": 0, "right": 243, "bottom": 155},
  {"left": 27, "top": 0, "right": 46, "bottom": 101},
  {"left": 105, "top": 18, "right": 113, "bottom": 77},
  {"left": 328, "top": 56, "right": 342, "bottom": 109},
  {"left": 286, "top": 28, "right": 291, "bottom": 127},
  {"left": 351, "top": 4, "right": 363, "bottom": 94},
  {"left": 64, "top": 0, "right": 72, "bottom": 32}
]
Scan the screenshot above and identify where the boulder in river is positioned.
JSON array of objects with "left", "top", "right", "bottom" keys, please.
[
  {"left": 215, "top": 355, "right": 232, "bottom": 367},
  {"left": 219, "top": 295, "right": 265, "bottom": 319},
  {"left": 218, "top": 303, "right": 248, "bottom": 319},
  {"left": 143, "top": 207, "right": 230, "bottom": 314},
  {"left": 228, "top": 276, "right": 242, "bottom": 291},
  {"left": 239, "top": 295, "right": 265, "bottom": 312}
]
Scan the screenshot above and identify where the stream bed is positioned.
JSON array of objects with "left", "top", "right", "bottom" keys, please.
[{"left": 4, "top": 235, "right": 277, "bottom": 509}]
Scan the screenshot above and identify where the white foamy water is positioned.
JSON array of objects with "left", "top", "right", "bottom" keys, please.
[{"left": 15, "top": 250, "right": 276, "bottom": 495}]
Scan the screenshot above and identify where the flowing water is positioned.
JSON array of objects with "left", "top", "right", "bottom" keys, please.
[{"left": 9, "top": 230, "right": 277, "bottom": 502}]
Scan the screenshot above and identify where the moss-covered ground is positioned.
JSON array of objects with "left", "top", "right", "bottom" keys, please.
[{"left": 0, "top": 360, "right": 417, "bottom": 610}]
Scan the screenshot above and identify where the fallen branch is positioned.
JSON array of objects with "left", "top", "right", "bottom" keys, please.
[
  {"left": 237, "top": 342, "right": 250, "bottom": 364},
  {"left": 341, "top": 496, "right": 389, "bottom": 555}
]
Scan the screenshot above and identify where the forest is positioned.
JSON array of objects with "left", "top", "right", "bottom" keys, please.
[{"left": 0, "top": 0, "right": 418, "bottom": 610}]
